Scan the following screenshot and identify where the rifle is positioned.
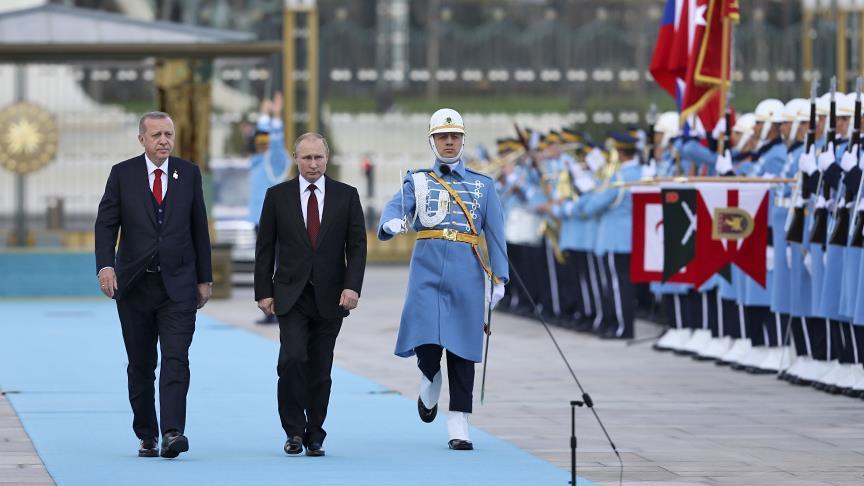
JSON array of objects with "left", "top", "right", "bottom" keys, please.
[
  {"left": 646, "top": 104, "right": 657, "bottom": 165},
  {"left": 849, "top": 82, "right": 864, "bottom": 248},
  {"left": 830, "top": 77, "right": 862, "bottom": 246},
  {"left": 786, "top": 75, "right": 819, "bottom": 243},
  {"left": 808, "top": 75, "right": 837, "bottom": 248}
]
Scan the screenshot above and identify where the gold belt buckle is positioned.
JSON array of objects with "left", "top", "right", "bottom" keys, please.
[{"left": 442, "top": 228, "right": 458, "bottom": 241}]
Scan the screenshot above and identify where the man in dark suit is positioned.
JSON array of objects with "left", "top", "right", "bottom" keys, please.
[
  {"left": 95, "top": 111, "right": 212, "bottom": 459},
  {"left": 254, "top": 132, "right": 366, "bottom": 457}
]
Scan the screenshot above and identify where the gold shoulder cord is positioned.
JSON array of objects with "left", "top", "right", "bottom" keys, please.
[{"left": 427, "top": 172, "right": 502, "bottom": 285}]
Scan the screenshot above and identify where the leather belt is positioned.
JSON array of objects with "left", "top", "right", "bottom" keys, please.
[{"left": 416, "top": 228, "right": 479, "bottom": 245}]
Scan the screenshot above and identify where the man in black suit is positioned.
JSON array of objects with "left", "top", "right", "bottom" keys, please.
[
  {"left": 95, "top": 111, "right": 212, "bottom": 459},
  {"left": 254, "top": 132, "right": 366, "bottom": 457}
]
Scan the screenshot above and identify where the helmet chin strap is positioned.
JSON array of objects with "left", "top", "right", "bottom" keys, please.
[{"left": 429, "top": 135, "right": 465, "bottom": 164}]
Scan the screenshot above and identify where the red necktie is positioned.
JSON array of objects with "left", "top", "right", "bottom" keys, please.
[
  {"left": 153, "top": 168, "right": 163, "bottom": 205},
  {"left": 307, "top": 183, "right": 320, "bottom": 247}
]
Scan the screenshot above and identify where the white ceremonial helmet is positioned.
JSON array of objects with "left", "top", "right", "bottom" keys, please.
[
  {"left": 754, "top": 98, "right": 785, "bottom": 141},
  {"left": 838, "top": 92, "right": 856, "bottom": 138},
  {"left": 836, "top": 92, "right": 855, "bottom": 117},
  {"left": 654, "top": 111, "right": 680, "bottom": 148},
  {"left": 783, "top": 98, "right": 809, "bottom": 142},
  {"left": 816, "top": 91, "right": 832, "bottom": 116},
  {"left": 732, "top": 112, "right": 757, "bottom": 151},
  {"left": 428, "top": 108, "right": 466, "bottom": 164}
]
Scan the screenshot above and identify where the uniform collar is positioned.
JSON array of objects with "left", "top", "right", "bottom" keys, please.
[
  {"left": 433, "top": 159, "right": 466, "bottom": 179},
  {"left": 756, "top": 137, "right": 783, "bottom": 157},
  {"left": 144, "top": 154, "right": 169, "bottom": 175}
]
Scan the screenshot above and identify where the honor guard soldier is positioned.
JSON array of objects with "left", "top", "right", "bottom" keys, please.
[
  {"left": 577, "top": 132, "right": 643, "bottom": 339},
  {"left": 378, "top": 108, "right": 509, "bottom": 450}
]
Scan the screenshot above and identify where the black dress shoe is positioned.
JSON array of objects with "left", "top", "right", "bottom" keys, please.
[
  {"left": 417, "top": 397, "right": 437, "bottom": 423},
  {"left": 305, "top": 442, "right": 325, "bottom": 457},
  {"left": 789, "top": 376, "right": 813, "bottom": 386},
  {"left": 160, "top": 431, "right": 189, "bottom": 459},
  {"left": 745, "top": 366, "right": 775, "bottom": 375},
  {"left": 573, "top": 320, "right": 595, "bottom": 333},
  {"left": 138, "top": 438, "right": 158, "bottom": 457},
  {"left": 448, "top": 439, "right": 473, "bottom": 450},
  {"left": 284, "top": 436, "right": 303, "bottom": 455}
]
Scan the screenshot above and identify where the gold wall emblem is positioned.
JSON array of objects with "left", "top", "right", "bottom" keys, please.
[
  {"left": 0, "top": 102, "right": 59, "bottom": 175},
  {"left": 712, "top": 207, "right": 754, "bottom": 240}
]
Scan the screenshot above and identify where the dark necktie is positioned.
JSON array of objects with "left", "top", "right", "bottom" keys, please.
[
  {"left": 440, "top": 164, "right": 451, "bottom": 176},
  {"left": 307, "top": 183, "right": 320, "bottom": 247},
  {"left": 153, "top": 168, "right": 163, "bottom": 205}
]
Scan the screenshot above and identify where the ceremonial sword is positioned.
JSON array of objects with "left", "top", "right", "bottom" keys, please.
[{"left": 480, "top": 276, "right": 493, "bottom": 405}]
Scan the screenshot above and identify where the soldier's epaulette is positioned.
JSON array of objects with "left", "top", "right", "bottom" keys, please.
[
  {"left": 413, "top": 168, "right": 433, "bottom": 173},
  {"left": 465, "top": 167, "right": 493, "bottom": 181}
]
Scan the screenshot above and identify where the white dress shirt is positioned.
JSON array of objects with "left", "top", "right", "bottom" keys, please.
[
  {"left": 300, "top": 175, "right": 325, "bottom": 225},
  {"left": 145, "top": 154, "right": 169, "bottom": 201}
]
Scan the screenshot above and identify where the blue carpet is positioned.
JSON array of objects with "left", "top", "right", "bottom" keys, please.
[{"left": 0, "top": 301, "right": 590, "bottom": 485}]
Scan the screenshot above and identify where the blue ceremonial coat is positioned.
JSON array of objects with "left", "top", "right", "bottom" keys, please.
[
  {"left": 247, "top": 118, "right": 290, "bottom": 225},
  {"left": 378, "top": 160, "right": 509, "bottom": 363},
  {"left": 814, "top": 141, "right": 850, "bottom": 319},
  {"left": 579, "top": 160, "right": 643, "bottom": 255},
  {"left": 769, "top": 143, "right": 802, "bottom": 315}
]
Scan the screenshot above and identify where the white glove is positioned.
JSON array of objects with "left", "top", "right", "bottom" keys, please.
[
  {"left": 641, "top": 159, "right": 657, "bottom": 179},
  {"left": 575, "top": 174, "right": 597, "bottom": 193},
  {"left": 840, "top": 146, "right": 859, "bottom": 172},
  {"left": 786, "top": 247, "right": 793, "bottom": 269},
  {"left": 815, "top": 195, "right": 828, "bottom": 209},
  {"left": 766, "top": 246, "right": 775, "bottom": 272},
  {"left": 586, "top": 148, "right": 605, "bottom": 173},
  {"left": 711, "top": 118, "right": 726, "bottom": 141},
  {"left": 817, "top": 143, "right": 836, "bottom": 172},
  {"left": 803, "top": 252, "right": 812, "bottom": 275},
  {"left": 490, "top": 283, "right": 505, "bottom": 310},
  {"left": 799, "top": 145, "right": 818, "bottom": 176},
  {"left": 715, "top": 149, "right": 733, "bottom": 174},
  {"left": 382, "top": 218, "right": 406, "bottom": 235}
]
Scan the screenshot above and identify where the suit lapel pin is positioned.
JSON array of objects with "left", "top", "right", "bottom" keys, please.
[{"left": 173, "top": 170, "right": 179, "bottom": 180}]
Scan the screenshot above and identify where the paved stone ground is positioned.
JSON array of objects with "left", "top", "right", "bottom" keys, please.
[
  {"left": 206, "top": 266, "right": 864, "bottom": 486},
  {"left": 3, "top": 265, "right": 864, "bottom": 485},
  {"left": 0, "top": 393, "right": 52, "bottom": 485}
]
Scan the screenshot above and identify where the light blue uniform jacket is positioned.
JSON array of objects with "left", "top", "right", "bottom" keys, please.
[
  {"left": 816, "top": 139, "right": 850, "bottom": 319},
  {"left": 579, "top": 160, "right": 643, "bottom": 255},
  {"left": 378, "top": 160, "right": 509, "bottom": 362},
  {"left": 247, "top": 117, "right": 291, "bottom": 225}
]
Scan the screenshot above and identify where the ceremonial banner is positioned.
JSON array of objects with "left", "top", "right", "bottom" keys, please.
[
  {"left": 630, "top": 190, "right": 694, "bottom": 283},
  {"left": 661, "top": 188, "right": 698, "bottom": 280},
  {"left": 631, "top": 182, "right": 768, "bottom": 287},
  {"left": 680, "top": 0, "right": 740, "bottom": 131}
]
